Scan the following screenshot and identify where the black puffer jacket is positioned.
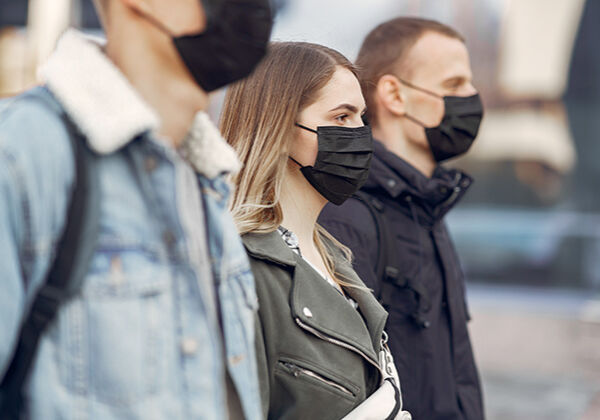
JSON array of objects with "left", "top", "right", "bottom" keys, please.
[{"left": 319, "top": 140, "right": 484, "bottom": 420}]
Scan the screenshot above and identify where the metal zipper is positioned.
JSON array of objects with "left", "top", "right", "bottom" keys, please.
[
  {"left": 295, "top": 318, "right": 384, "bottom": 377},
  {"left": 279, "top": 361, "right": 354, "bottom": 396}
]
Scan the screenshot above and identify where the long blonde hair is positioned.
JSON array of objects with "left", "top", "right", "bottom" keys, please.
[{"left": 221, "top": 41, "right": 357, "bottom": 286}]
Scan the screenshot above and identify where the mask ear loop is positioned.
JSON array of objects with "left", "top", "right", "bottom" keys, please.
[
  {"left": 396, "top": 78, "right": 444, "bottom": 129},
  {"left": 288, "top": 156, "right": 304, "bottom": 167},
  {"left": 396, "top": 78, "right": 442, "bottom": 99},
  {"left": 290, "top": 123, "right": 319, "bottom": 167},
  {"left": 130, "top": 3, "right": 176, "bottom": 36},
  {"left": 295, "top": 123, "right": 318, "bottom": 134}
]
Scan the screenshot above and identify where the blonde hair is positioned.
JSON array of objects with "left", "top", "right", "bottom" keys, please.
[{"left": 221, "top": 41, "right": 357, "bottom": 287}]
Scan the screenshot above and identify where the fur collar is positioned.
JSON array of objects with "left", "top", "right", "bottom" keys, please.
[{"left": 39, "top": 29, "right": 240, "bottom": 178}]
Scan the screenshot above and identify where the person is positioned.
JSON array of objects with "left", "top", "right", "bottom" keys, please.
[
  {"left": 220, "top": 42, "right": 411, "bottom": 420},
  {"left": 0, "top": 0, "right": 272, "bottom": 418},
  {"left": 319, "top": 17, "right": 485, "bottom": 420}
]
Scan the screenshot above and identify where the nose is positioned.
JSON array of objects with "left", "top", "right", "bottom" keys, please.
[
  {"left": 459, "top": 82, "right": 478, "bottom": 97},
  {"left": 351, "top": 114, "right": 365, "bottom": 127}
]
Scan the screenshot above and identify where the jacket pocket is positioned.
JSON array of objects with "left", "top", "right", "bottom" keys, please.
[
  {"left": 275, "top": 358, "right": 357, "bottom": 400},
  {"left": 62, "top": 245, "right": 171, "bottom": 405}
]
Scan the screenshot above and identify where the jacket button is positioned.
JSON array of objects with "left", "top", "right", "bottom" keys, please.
[
  {"left": 387, "top": 179, "right": 396, "bottom": 188},
  {"left": 303, "top": 307, "right": 313, "bottom": 318},
  {"left": 181, "top": 338, "right": 198, "bottom": 355}
]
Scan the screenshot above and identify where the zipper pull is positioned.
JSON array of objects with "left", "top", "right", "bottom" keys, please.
[{"left": 282, "top": 362, "right": 300, "bottom": 377}]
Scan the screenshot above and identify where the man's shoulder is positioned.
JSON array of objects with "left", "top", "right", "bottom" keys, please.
[
  {"left": 0, "top": 86, "right": 74, "bottom": 168},
  {"left": 319, "top": 195, "right": 379, "bottom": 238},
  {"left": 1, "top": 86, "right": 69, "bottom": 138}
]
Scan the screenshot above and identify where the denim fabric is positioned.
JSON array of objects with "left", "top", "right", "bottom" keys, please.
[{"left": 0, "top": 87, "right": 261, "bottom": 420}]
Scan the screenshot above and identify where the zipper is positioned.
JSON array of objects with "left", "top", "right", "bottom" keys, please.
[
  {"left": 295, "top": 318, "right": 384, "bottom": 378},
  {"left": 279, "top": 361, "right": 354, "bottom": 397}
]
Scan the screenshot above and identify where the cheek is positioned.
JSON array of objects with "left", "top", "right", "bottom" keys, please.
[
  {"left": 292, "top": 132, "right": 319, "bottom": 165},
  {"left": 162, "top": 0, "right": 207, "bottom": 35},
  {"left": 401, "top": 119, "right": 427, "bottom": 146},
  {"left": 430, "top": 100, "right": 446, "bottom": 126},
  {"left": 412, "top": 97, "right": 445, "bottom": 127}
]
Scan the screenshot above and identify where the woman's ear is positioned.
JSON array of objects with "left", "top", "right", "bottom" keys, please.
[{"left": 375, "top": 74, "right": 406, "bottom": 118}]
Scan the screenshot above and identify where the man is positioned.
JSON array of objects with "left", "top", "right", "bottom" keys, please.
[
  {"left": 0, "top": 0, "right": 272, "bottom": 418},
  {"left": 319, "top": 17, "right": 485, "bottom": 420}
]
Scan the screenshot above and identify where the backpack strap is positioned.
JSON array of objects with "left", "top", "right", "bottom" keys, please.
[
  {"left": 353, "top": 191, "right": 431, "bottom": 329},
  {"left": 353, "top": 191, "right": 394, "bottom": 286},
  {"left": 0, "top": 102, "right": 99, "bottom": 417}
]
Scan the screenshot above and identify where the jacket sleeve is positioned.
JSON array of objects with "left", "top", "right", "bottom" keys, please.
[
  {"left": 318, "top": 199, "right": 381, "bottom": 297},
  {"left": 0, "top": 147, "right": 28, "bottom": 378},
  {"left": 0, "top": 95, "right": 75, "bottom": 378},
  {"left": 254, "top": 309, "right": 270, "bottom": 418}
]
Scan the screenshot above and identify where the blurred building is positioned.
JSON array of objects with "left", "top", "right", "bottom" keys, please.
[{"left": 0, "top": 0, "right": 99, "bottom": 96}]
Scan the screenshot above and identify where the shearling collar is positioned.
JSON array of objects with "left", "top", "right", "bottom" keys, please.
[{"left": 39, "top": 29, "right": 240, "bottom": 178}]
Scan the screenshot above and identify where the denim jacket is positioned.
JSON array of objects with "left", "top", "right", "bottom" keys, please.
[{"left": 0, "top": 30, "right": 261, "bottom": 420}]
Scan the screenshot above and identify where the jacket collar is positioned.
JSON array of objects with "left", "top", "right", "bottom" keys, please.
[
  {"left": 364, "top": 140, "right": 473, "bottom": 223},
  {"left": 242, "top": 230, "right": 298, "bottom": 267},
  {"left": 243, "top": 230, "right": 387, "bottom": 363},
  {"left": 39, "top": 29, "right": 240, "bottom": 178}
]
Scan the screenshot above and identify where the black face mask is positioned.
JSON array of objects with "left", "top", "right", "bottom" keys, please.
[
  {"left": 400, "top": 79, "right": 484, "bottom": 162},
  {"left": 140, "top": 0, "right": 273, "bottom": 92},
  {"left": 290, "top": 124, "right": 373, "bottom": 205}
]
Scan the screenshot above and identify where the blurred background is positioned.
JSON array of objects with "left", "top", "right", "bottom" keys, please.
[{"left": 1, "top": 0, "right": 599, "bottom": 418}]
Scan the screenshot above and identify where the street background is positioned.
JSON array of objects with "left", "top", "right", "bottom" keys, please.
[{"left": 1, "top": 1, "right": 600, "bottom": 418}]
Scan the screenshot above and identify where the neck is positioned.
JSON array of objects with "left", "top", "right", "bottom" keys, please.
[
  {"left": 279, "top": 165, "right": 327, "bottom": 253},
  {"left": 104, "top": 15, "right": 208, "bottom": 147},
  {"left": 372, "top": 119, "right": 437, "bottom": 177}
]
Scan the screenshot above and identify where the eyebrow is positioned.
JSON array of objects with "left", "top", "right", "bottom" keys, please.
[{"left": 328, "top": 103, "right": 368, "bottom": 114}]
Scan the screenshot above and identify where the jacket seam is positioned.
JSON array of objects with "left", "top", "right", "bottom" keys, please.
[{"left": 0, "top": 149, "right": 32, "bottom": 285}]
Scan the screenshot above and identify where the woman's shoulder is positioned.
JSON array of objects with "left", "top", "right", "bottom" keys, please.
[{"left": 242, "top": 231, "right": 290, "bottom": 257}]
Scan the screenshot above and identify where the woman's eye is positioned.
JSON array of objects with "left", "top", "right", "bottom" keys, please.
[{"left": 335, "top": 114, "right": 349, "bottom": 123}]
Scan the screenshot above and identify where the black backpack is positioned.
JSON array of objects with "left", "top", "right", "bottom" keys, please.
[
  {"left": 353, "top": 191, "right": 431, "bottom": 329},
  {"left": 0, "top": 100, "right": 99, "bottom": 418}
]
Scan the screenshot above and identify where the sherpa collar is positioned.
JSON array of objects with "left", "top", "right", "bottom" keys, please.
[{"left": 39, "top": 29, "right": 240, "bottom": 178}]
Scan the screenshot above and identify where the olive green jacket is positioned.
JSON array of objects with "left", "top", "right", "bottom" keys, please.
[{"left": 242, "top": 231, "right": 389, "bottom": 420}]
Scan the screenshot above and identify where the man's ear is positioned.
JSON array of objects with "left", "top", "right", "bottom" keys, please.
[{"left": 375, "top": 74, "right": 406, "bottom": 117}]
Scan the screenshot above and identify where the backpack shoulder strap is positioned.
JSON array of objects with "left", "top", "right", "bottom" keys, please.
[
  {"left": 353, "top": 192, "right": 430, "bottom": 328},
  {"left": 0, "top": 98, "right": 100, "bottom": 417},
  {"left": 352, "top": 191, "right": 396, "bottom": 301}
]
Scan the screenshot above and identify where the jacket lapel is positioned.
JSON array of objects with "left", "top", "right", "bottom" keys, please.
[
  {"left": 243, "top": 230, "right": 388, "bottom": 364},
  {"left": 337, "top": 261, "right": 388, "bottom": 355}
]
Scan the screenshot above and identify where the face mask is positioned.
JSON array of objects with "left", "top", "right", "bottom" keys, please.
[
  {"left": 139, "top": 0, "right": 273, "bottom": 92},
  {"left": 400, "top": 79, "right": 484, "bottom": 162},
  {"left": 290, "top": 124, "right": 373, "bottom": 205}
]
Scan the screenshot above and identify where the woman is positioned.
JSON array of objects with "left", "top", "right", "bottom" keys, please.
[{"left": 221, "top": 42, "right": 411, "bottom": 420}]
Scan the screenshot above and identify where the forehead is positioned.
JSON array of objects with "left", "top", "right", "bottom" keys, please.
[
  {"left": 310, "top": 66, "right": 365, "bottom": 110},
  {"left": 401, "top": 31, "right": 472, "bottom": 84}
]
